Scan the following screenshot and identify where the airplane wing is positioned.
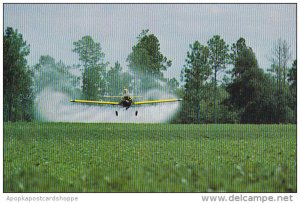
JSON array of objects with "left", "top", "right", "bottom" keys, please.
[
  {"left": 103, "top": 96, "right": 143, "bottom": 98},
  {"left": 133, "top": 98, "right": 182, "bottom": 105},
  {"left": 70, "top": 99, "right": 119, "bottom": 105}
]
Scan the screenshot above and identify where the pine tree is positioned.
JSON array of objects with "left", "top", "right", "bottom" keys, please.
[
  {"left": 180, "top": 41, "right": 211, "bottom": 123},
  {"left": 207, "top": 35, "right": 229, "bottom": 123},
  {"left": 4, "top": 27, "right": 34, "bottom": 121},
  {"left": 73, "top": 36, "right": 108, "bottom": 100}
]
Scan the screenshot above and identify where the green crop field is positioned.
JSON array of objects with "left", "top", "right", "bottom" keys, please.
[{"left": 3, "top": 122, "right": 296, "bottom": 192}]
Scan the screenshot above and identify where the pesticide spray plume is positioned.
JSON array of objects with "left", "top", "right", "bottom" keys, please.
[
  {"left": 35, "top": 87, "right": 180, "bottom": 123},
  {"left": 34, "top": 60, "right": 181, "bottom": 123}
]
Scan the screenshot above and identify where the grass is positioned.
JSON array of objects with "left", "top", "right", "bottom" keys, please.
[{"left": 3, "top": 122, "right": 296, "bottom": 192}]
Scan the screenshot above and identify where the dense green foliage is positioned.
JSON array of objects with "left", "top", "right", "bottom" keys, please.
[
  {"left": 126, "top": 29, "right": 174, "bottom": 93},
  {"left": 4, "top": 123, "right": 296, "bottom": 192},
  {"left": 180, "top": 37, "right": 296, "bottom": 124},
  {"left": 226, "top": 47, "right": 276, "bottom": 123},
  {"left": 127, "top": 29, "right": 172, "bottom": 78},
  {"left": 288, "top": 60, "right": 297, "bottom": 121},
  {"left": 3, "top": 27, "right": 297, "bottom": 123},
  {"left": 73, "top": 36, "right": 108, "bottom": 100},
  {"left": 3, "top": 27, "right": 34, "bottom": 121},
  {"left": 180, "top": 41, "right": 211, "bottom": 123}
]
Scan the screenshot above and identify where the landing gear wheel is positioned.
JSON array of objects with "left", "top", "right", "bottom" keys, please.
[
  {"left": 115, "top": 111, "right": 118, "bottom": 116},
  {"left": 135, "top": 111, "right": 138, "bottom": 116}
]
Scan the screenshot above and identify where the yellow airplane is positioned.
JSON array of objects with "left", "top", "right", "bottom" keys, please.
[{"left": 70, "top": 88, "right": 182, "bottom": 116}]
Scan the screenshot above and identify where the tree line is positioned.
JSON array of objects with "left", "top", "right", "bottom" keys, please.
[{"left": 3, "top": 27, "right": 296, "bottom": 123}]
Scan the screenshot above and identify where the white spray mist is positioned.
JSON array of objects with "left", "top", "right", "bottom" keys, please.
[
  {"left": 34, "top": 59, "right": 181, "bottom": 123},
  {"left": 35, "top": 87, "right": 180, "bottom": 123}
]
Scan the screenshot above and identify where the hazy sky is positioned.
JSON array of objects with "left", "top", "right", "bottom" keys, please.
[{"left": 4, "top": 4, "right": 296, "bottom": 79}]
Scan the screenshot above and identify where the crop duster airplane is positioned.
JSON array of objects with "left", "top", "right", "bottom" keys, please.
[{"left": 70, "top": 89, "right": 182, "bottom": 116}]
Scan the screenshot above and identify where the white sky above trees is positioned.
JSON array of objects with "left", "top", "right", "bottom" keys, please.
[{"left": 4, "top": 4, "right": 296, "bottom": 79}]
